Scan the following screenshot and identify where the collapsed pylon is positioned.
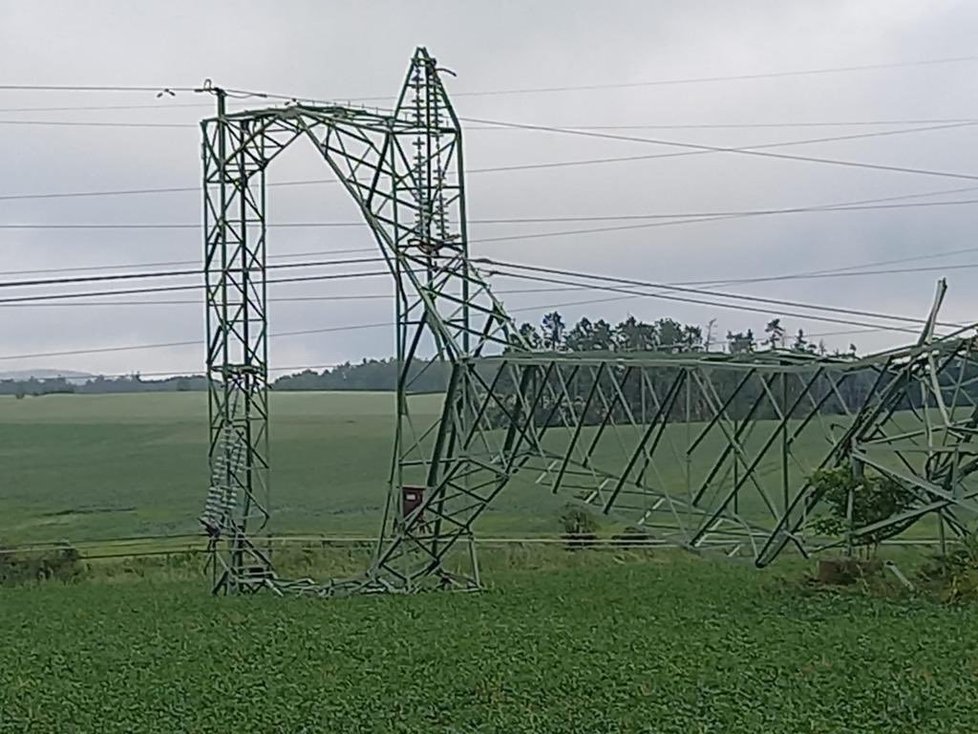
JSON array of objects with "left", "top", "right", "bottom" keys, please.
[{"left": 201, "top": 49, "right": 978, "bottom": 596}]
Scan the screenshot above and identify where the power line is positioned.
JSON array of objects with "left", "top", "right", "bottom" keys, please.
[
  {"left": 481, "top": 260, "right": 958, "bottom": 335},
  {"left": 0, "top": 101, "right": 210, "bottom": 113},
  {"left": 472, "top": 119, "right": 978, "bottom": 160},
  {"left": 0, "top": 100, "right": 975, "bottom": 320},
  {"left": 0, "top": 288, "right": 894, "bottom": 367},
  {"left": 9, "top": 116, "right": 978, "bottom": 134},
  {"left": 416, "top": 54, "right": 978, "bottom": 99},
  {"left": 0, "top": 82, "right": 360, "bottom": 109},
  {"left": 0, "top": 184, "right": 199, "bottom": 202},
  {"left": 3, "top": 93, "right": 976, "bottom": 132},
  {"left": 0, "top": 291, "right": 697, "bottom": 364},
  {"left": 4, "top": 53, "right": 977, "bottom": 104},
  {"left": 745, "top": 244, "right": 978, "bottom": 279},
  {"left": 3, "top": 69, "right": 977, "bottom": 225},
  {"left": 469, "top": 118, "right": 978, "bottom": 131},
  {"left": 4, "top": 260, "right": 978, "bottom": 311},
  {"left": 0, "top": 247, "right": 379, "bottom": 278},
  {"left": 4, "top": 177, "right": 977, "bottom": 277},
  {"left": 483, "top": 258, "right": 960, "bottom": 328},
  {"left": 0, "top": 276, "right": 949, "bottom": 370},
  {"left": 4, "top": 119, "right": 978, "bottom": 204},
  {"left": 477, "top": 197, "right": 978, "bottom": 223},
  {"left": 806, "top": 327, "right": 887, "bottom": 339},
  {"left": 499, "top": 271, "right": 926, "bottom": 335},
  {"left": 0, "top": 84, "right": 201, "bottom": 93},
  {"left": 4, "top": 249, "right": 978, "bottom": 309},
  {"left": 3, "top": 206, "right": 978, "bottom": 306},
  {"left": 678, "top": 260, "right": 978, "bottom": 288},
  {"left": 467, "top": 116, "right": 978, "bottom": 183},
  {"left": 0, "top": 286, "right": 568, "bottom": 308},
  {"left": 4, "top": 107, "right": 978, "bottom": 131},
  {"left": 0, "top": 270, "right": 390, "bottom": 305},
  {"left": 3, "top": 182, "right": 975, "bottom": 290},
  {"left": 0, "top": 119, "right": 189, "bottom": 129},
  {"left": 469, "top": 201, "right": 978, "bottom": 246},
  {"left": 3, "top": 186, "right": 978, "bottom": 284},
  {"left": 7, "top": 195, "right": 978, "bottom": 234},
  {"left": 0, "top": 322, "right": 392, "bottom": 362},
  {"left": 5, "top": 226, "right": 974, "bottom": 282},
  {"left": 0, "top": 256, "right": 384, "bottom": 290},
  {"left": 461, "top": 181, "right": 978, "bottom": 243}
]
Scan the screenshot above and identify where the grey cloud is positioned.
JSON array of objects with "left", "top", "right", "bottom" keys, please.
[{"left": 0, "top": 0, "right": 976, "bottom": 373}]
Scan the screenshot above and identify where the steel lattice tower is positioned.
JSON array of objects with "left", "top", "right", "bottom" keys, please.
[{"left": 200, "top": 48, "right": 978, "bottom": 596}]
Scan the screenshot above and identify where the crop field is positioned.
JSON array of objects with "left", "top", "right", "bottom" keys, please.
[
  {"left": 2, "top": 391, "right": 976, "bottom": 732},
  {"left": 0, "top": 391, "right": 574, "bottom": 544},
  {"left": 2, "top": 554, "right": 977, "bottom": 733},
  {"left": 0, "top": 390, "right": 933, "bottom": 547}
]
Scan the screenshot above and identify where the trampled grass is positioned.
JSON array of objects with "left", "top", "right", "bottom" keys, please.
[{"left": 2, "top": 555, "right": 977, "bottom": 733}]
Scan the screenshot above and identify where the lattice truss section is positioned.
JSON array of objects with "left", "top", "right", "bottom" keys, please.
[
  {"left": 361, "top": 330, "right": 978, "bottom": 592},
  {"left": 200, "top": 47, "right": 978, "bottom": 596}
]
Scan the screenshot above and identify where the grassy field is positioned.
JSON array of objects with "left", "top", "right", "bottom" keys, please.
[
  {"left": 0, "top": 390, "right": 749, "bottom": 545},
  {"left": 2, "top": 390, "right": 974, "bottom": 733},
  {"left": 2, "top": 553, "right": 977, "bottom": 733},
  {"left": 0, "top": 390, "right": 952, "bottom": 549},
  {"left": 0, "top": 391, "right": 578, "bottom": 544}
]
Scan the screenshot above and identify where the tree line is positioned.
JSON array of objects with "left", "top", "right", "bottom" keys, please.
[
  {"left": 0, "top": 374, "right": 208, "bottom": 397},
  {"left": 515, "top": 311, "right": 855, "bottom": 357},
  {"left": 6, "top": 311, "right": 860, "bottom": 396},
  {"left": 274, "top": 312, "right": 859, "bottom": 394}
]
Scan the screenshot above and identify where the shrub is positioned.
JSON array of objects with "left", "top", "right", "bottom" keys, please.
[
  {"left": 0, "top": 542, "right": 84, "bottom": 586},
  {"left": 808, "top": 466, "right": 917, "bottom": 558},
  {"left": 559, "top": 504, "right": 598, "bottom": 550}
]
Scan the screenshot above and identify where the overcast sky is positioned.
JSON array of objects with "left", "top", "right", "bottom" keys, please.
[{"left": 1, "top": 1, "right": 977, "bottom": 377}]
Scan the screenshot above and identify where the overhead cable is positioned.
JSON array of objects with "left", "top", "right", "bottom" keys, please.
[
  {"left": 481, "top": 258, "right": 961, "bottom": 328},
  {"left": 5, "top": 120, "right": 978, "bottom": 204},
  {"left": 466, "top": 116, "right": 978, "bottom": 182}
]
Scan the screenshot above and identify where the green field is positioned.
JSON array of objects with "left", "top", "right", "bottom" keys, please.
[
  {"left": 0, "top": 390, "right": 950, "bottom": 549},
  {"left": 3, "top": 393, "right": 976, "bottom": 732},
  {"left": 2, "top": 554, "right": 977, "bottom": 733},
  {"left": 0, "top": 391, "right": 579, "bottom": 544},
  {"left": 0, "top": 390, "right": 762, "bottom": 545}
]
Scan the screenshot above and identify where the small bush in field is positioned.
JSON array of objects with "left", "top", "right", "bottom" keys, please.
[{"left": 0, "top": 541, "right": 83, "bottom": 586}]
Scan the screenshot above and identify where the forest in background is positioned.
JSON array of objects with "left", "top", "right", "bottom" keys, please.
[{"left": 4, "top": 312, "right": 855, "bottom": 396}]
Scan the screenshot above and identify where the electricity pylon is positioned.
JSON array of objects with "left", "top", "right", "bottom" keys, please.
[{"left": 200, "top": 48, "right": 978, "bottom": 596}]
